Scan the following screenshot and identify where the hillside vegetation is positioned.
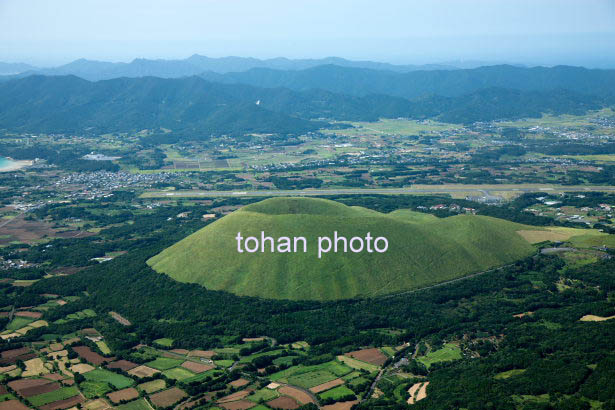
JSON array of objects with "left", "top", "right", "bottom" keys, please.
[
  {"left": 0, "top": 71, "right": 609, "bottom": 135},
  {"left": 148, "top": 197, "right": 540, "bottom": 300}
]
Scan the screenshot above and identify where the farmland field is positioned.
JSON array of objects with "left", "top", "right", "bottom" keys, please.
[
  {"left": 270, "top": 361, "right": 352, "bottom": 383},
  {"left": 5, "top": 317, "right": 33, "bottom": 331},
  {"left": 137, "top": 379, "right": 166, "bottom": 393},
  {"left": 239, "top": 348, "right": 285, "bottom": 363},
  {"left": 162, "top": 366, "right": 195, "bottom": 381},
  {"left": 154, "top": 337, "right": 174, "bottom": 347},
  {"left": 248, "top": 388, "right": 279, "bottom": 402},
  {"left": 96, "top": 341, "right": 111, "bottom": 354},
  {"left": 83, "top": 368, "right": 134, "bottom": 389},
  {"left": 310, "top": 378, "right": 345, "bottom": 393},
  {"left": 215, "top": 359, "right": 235, "bottom": 367},
  {"left": 115, "top": 399, "right": 151, "bottom": 410},
  {"left": 28, "top": 386, "right": 80, "bottom": 406},
  {"left": 288, "top": 370, "right": 338, "bottom": 389},
  {"left": 344, "top": 348, "right": 387, "bottom": 366},
  {"left": 319, "top": 385, "right": 356, "bottom": 400},
  {"left": 146, "top": 357, "right": 184, "bottom": 370},
  {"left": 417, "top": 343, "right": 462, "bottom": 369},
  {"left": 149, "top": 387, "right": 187, "bottom": 407},
  {"left": 107, "top": 387, "right": 139, "bottom": 403},
  {"left": 336, "top": 356, "right": 379, "bottom": 372},
  {"left": 183, "top": 368, "right": 220, "bottom": 383},
  {"left": 80, "top": 380, "right": 112, "bottom": 398}
]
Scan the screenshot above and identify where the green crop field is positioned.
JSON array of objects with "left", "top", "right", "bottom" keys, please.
[
  {"left": 183, "top": 369, "right": 221, "bottom": 383},
  {"left": 319, "top": 385, "right": 356, "bottom": 400},
  {"left": 288, "top": 369, "right": 339, "bottom": 389},
  {"left": 214, "top": 359, "right": 234, "bottom": 367},
  {"left": 29, "top": 386, "right": 80, "bottom": 406},
  {"left": 83, "top": 368, "right": 134, "bottom": 389},
  {"left": 163, "top": 366, "right": 195, "bottom": 381},
  {"left": 146, "top": 357, "right": 184, "bottom": 370},
  {"left": 154, "top": 337, "right": 174, "bottom": 347},
  {"left": 115, "top": 399, "right": 152, "bottom": 410},
  {"left": 270, "top": 361, "right": 352, "bottom": 383},
  {"left": 80, "top": 380, "right": 113, "bottom": 398},
  {"left": 248, "top": 388, "right": 279, "bottom": 402},
  {"left": 380, "top": 346, "right": 396, "bottom": 357},
  {"left": 417, "top": 343, "right": 463, "bottom": 369},
  {"left": 341, "top": 371, "right": 362, "bottom": 381},
  {"left": 336, "top": 356, "right": 379, "bottom": 372},
  {"left": 5, "top": 317, "right": 34, "bottom": 331},
  {"left": 96, "top": 341, "right": 111, "bottom": 354},
  {"left": 148, "top": 197, "right": 541, "bottom": 301},
  {"left": 250, "top": 405, "right": 271, "bottom": 410}
]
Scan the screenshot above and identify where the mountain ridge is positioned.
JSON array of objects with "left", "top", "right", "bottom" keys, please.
[{"left": 0, "top": 74, "right": 606, "bottom": 134}]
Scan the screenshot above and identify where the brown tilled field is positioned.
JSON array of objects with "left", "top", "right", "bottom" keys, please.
[
  {"left": 43, "top": 373, "right": 65, "bottom": 381},
  {"left": 321, "top": 400, "right": 359, "bottom": 410},
  {"left": 107, "top": 387, "right": 139, "bottom": 403},
  {"left": 181, "top": 360, "right": 214, "bottom": 373},
  {"left": 229, "top": 378, "right": 250, "bottom": 388},
  {"left": 73, "top": 346, "right": 106, "bottom": 365},
  {"left": 189, "top": 350, "right": 216, "bottom": 358},
  {"left": 1, "top": 347, "right": 31, "bottom": 359},
  {"left": 15, "top": 311, "right": 43, "bottom": 319},
  {"left": 0, "top": 400, "right": 30, "bottom": 410},
  {"left": 149, "top": 387, "right": 187, "bottom": 407},
  {"left": 220, "top": 400, "right": 257, "bottom": 410},
  {"left": 0, "top": 216, "right": 92, "bottom": 243},
  {"left": 344, "top": 348, "right": 387, "bottom": 366},
  {"left": 309, "top": 378, "right": 345, "bottom": 393},
  {"left": 20, "top": 381, "right": 60, "bottom": 397},
  {"left": 8, "top": 377, "right": 52, "bottom": 392},
  {"left": 106, "top": 359, "right": 138, "bottom": 371},
  {"left": 39, "top": 395, "right": 84, "bottom": 410},
  {"left": 278, "top": 386, "right": 315, "bottom": 404},
  {"left": 266, "top": 396, "right": 300, "bottom": 410},
  {"left": 218, "top": 389, "right": 252, "bottom": 403}
]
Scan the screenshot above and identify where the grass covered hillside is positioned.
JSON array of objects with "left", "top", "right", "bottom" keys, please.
[{"left": 148, "top": 197, "right": 539, "bottom": 301}]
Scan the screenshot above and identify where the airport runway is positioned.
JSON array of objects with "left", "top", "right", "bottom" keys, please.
[{"left": 141, "top": 185, "right": 615, "bottom": 198}]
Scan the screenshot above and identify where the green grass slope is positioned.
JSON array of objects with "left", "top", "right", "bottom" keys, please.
[{"left": 148, "top": 197, "right": 536, "bottom": 301}]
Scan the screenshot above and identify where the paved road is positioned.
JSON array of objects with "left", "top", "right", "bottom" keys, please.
[{"left": 142, "top": 185, "right": 615, "bottom": 198}]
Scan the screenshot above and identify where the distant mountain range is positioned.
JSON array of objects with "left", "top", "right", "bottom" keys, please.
[
  {"left": 0, "top": 55, "right": 460, "bottom": 80},
  {"left": 0, "top": 62, "right": 37, "bottom": 76},
  {"left": 199, "top": 64, "right": 615, "bottom": 99},
  {"left": 1, "top": 55, "right": 614, "bottom": 135},
  {"left": 0, "top": 74, "right": 607, "bottom": 135}
]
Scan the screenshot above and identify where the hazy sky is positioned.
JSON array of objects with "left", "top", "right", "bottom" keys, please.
[{"left": 2, "top": 0, "right": 615, "bottom": 67}]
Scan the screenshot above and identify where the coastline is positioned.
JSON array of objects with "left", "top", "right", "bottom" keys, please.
[{"left": 0, "top": 158, "right": 33, "bottom": 172}]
